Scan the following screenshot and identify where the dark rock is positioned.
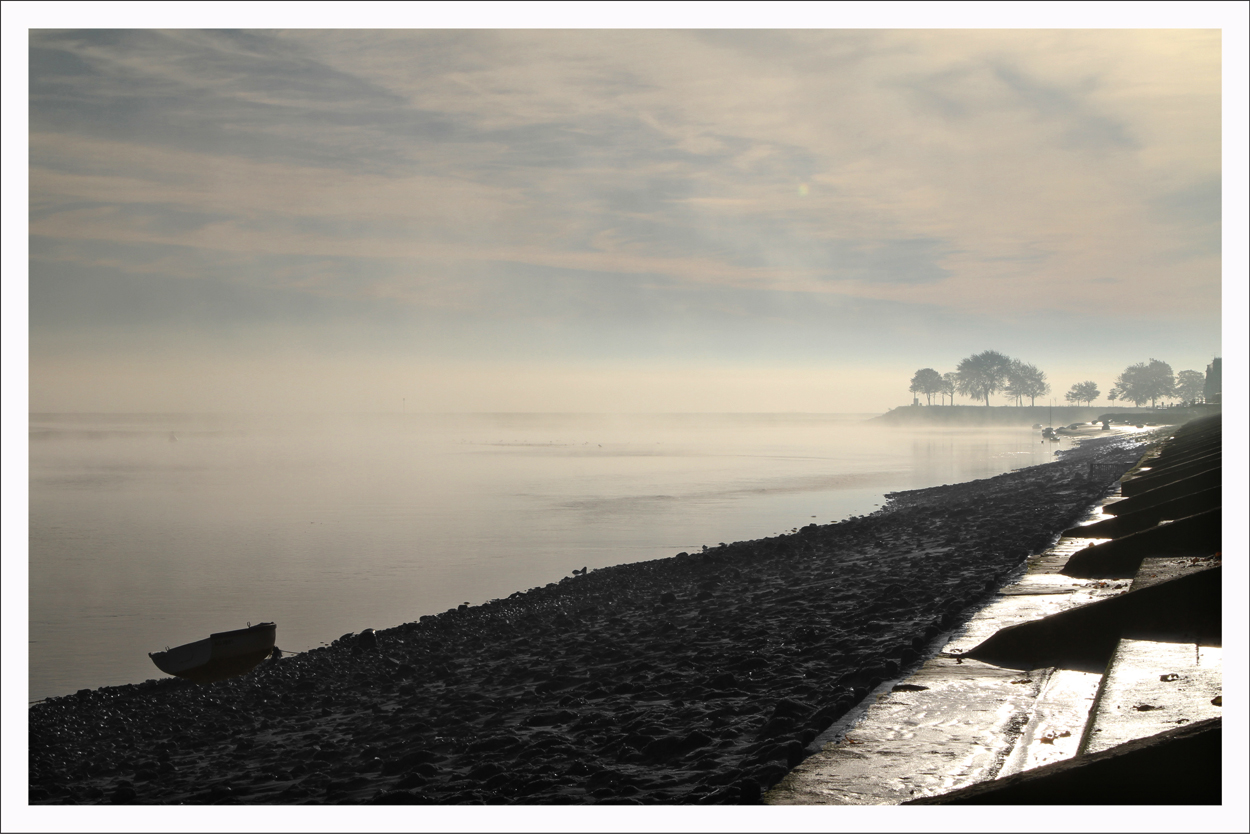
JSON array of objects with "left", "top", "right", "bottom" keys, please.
[
  {"left": 483, "top": 772, "right": 514, "bottom": 791},
  {"left": 642, "top": 736, "right": 682, "bottom": 761},
  {"left": 525, "top": 710, "right": 577, "bottom": 726},
  {"left": 325, "top": 776, "right": 371, "bottom": 794},
  {"left": 622, "top": 733, "right": 655, "bottom": 752},
  {"left": 468, "top": 762, "right": 506, "bottom": 781},
  {"left": 697, "top": 785, "right": 740, "bottom": 803},
  {"left": 110, "top": 784, "right": 138, "bottom": 804},
  {"left": 770, "top": 698, "right": 810, "bottom": 719},
  {"left": 395, "top": 773, "right": 427, "bottom": 789},
  {"left": 565, "top": 761, "right": 596, "bottom": 777},
  {"left": 314, "top": 746, "right": 346, "bottom": 762},
  {"left": 748, "top": 740, "right": 800, "bottom": 766},
  {"left": 466, "top": 735, "right": 522, "bottom": 754},
  {"left": 755, "top": 716, "right": 797, "bottom": 739},
  {"left": 752, "top": 762, "right": 792, "bottom": 789},
  {"left": 516, "top": 778, "right": 556, "bottom": 796},
  {"left": 370, "top": 789, "right": 432, "bottom": 804},
  {"left": 677, "top": 730, "right": 715, "bottom": 755}
]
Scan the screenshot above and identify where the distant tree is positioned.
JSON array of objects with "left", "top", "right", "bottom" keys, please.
[
  {"left": 1203, "top": 358, "right": 1221, "bottom": 404},
  {"left": 1174, "top": 370, "right": 1205, "bottom": 404},
  {"left": 1005, "top": 360, "right": 1025, "bottom": 406},
  {"left": 1109, "top": 372, "right": 1145, "bottom": 407},
  {"left": 1112, "top": 359, "right": 1175, "bottom": 408},
  {"left": 955, "top": 350, "right": 1014, "bottom": 406},
  {"left": 941, "top": 372, "right": 957, "bottom": 406},
  {"left": 1140, "top": 359, "right": 1174, "bottom": 408},
  {"left": 1006, "top": 361, "right": 1050, "bottom": 406},
  {"left": 1065, "top": 381, "right": 1100, "bottom": 407},
  {"left": 909, "top": 368, "right": 944, "bottom": 405}
]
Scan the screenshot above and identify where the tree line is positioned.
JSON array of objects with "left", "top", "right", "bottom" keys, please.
[{"left": 909, "top": 352, "right": 1214, "bottom": 408}]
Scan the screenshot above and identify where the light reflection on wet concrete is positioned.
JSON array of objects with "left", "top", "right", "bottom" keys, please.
[
  {"left": 766, "top": 506, "right": 1128, "bottom": 805},
  {"left": 1081, "top": 639, "right": 1222, "bottom": 755}
]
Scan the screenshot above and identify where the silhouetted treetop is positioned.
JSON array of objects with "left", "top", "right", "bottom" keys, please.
[
  {"left": 909, "top": 368, "right": 944, "bottom": 405},
  {"left": 1174, "top": 370, "right": 1205, "bottom": 403},
  {"left": 1065, "top": 380, "right": 1100, "bottom": 407},
  {"left": 1110, "top": 359, "right": 1174, "bottom": 408},
  {"left": 954, "top": 350, "right": 1014, "bottom": 406},
  {"left": 1006, "top": 360, "right": 1050, "bottom": 407}
]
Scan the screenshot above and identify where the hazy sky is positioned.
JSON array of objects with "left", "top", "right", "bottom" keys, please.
[{"left": 13, "top": 8, "right": 1246, "bottom": 413}]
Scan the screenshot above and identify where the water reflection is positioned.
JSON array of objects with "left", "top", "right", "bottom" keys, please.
[{"left": 29, "top": 412, "right": 1065, "bottom": 700}]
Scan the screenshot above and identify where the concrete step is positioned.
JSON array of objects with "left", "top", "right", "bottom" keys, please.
[
  {"left": 763, "top": 530, "right": 1127, "bottom": 805},
  {"left": 964, "top": 564, "right": 1221, "bottom": 670},
  {"left": 1060, "top": 509, "right": 1221, "bottom": 578},
  {"left": 1107, "top": 467, "right": 1221, "bottom": 513},
  {"left": 1078, "top": 554, "right": 1224, "bottom": 755},
  {"left": 1061, "top": 486, "right": 1219, "bottom": 539},
  {"left": 904, "top": 716, "right": 1221, "bottom": 805},
  {"left": 1122, "top": 458, "right": 1220, "bottom": 497},
  {"left": 1124, "top": 450, "right": 1220, "bottom": 488},
  {"left": 1079, "top": 638, "right": 1222, "bottom": 756}
]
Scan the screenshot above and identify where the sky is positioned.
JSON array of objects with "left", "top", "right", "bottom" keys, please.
[{"left": 8, "top": 6, "right": 1247, "bottom": 414}]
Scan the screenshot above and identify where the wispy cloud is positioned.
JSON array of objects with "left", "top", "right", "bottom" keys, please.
[{"left": 24, "top": 27, "right": 1226, "bottom": 411}]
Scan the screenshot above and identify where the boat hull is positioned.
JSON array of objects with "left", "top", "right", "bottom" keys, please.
[{"left": 149, "top": 622, "right": 276, "bottom": 684}]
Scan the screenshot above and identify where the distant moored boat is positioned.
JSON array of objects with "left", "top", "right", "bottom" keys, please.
[{"left": 149, "top": 622, "right": 276, "bottom": 684}]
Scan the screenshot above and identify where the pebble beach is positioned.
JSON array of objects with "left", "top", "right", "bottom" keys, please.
[{"left": 27, "top": 433, "right": 1149, "bottom": 805}]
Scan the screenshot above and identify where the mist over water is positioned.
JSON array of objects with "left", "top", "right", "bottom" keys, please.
[{"left": 28, "top": 412, "right": 1071, "bottom": 701}]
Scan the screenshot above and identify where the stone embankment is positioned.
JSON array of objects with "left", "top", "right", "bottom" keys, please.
[{"left": 768, "top": 413, "right": 1223, "bottom": 806}]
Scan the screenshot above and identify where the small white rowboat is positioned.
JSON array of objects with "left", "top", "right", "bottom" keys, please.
[{"left": 149, "top": 622, "right": 276, "bottom": 684}]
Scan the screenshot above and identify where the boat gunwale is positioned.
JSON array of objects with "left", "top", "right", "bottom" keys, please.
[{"left": 149, "top": 622, "right": 276, "bottom": 682}]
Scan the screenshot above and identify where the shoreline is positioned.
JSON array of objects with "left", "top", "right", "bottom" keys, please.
[
  {"left": 29, "top": 433, "right": 1151, "bottom": 804},
  {"left": 25, "top": 412, "right": 1086, "bottom": 705},
  {"left": 871, "top": 403, "right": 1220, "bottom": 427}
]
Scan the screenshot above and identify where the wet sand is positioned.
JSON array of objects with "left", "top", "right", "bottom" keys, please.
[{"left": 28, "top": 434, "right": 1148, "bottom": 805}]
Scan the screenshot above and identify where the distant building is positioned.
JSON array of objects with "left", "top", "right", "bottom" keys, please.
[{"left": 1203, "top": 357, "right": 1221, "bottom": 404}]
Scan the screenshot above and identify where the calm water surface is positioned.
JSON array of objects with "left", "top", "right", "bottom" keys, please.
[{"left": 28, "top": 412, "right": 1073, "bottom": 700}]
